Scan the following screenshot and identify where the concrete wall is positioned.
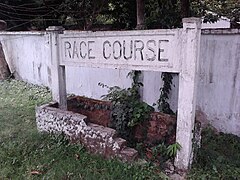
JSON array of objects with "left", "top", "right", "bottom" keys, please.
[
  {"left": 197, "top": 30, "right": 240, "bottom": 136},
  {"left": 0, "top": 29, "right": 239, "bottom": 136},
  {"left": 0, "top": 32, "right": 51, "bottom": 86}
]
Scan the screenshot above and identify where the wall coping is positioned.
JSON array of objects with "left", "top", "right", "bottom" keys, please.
[
  {"left": 0, "top": 31, "right": 46, "bottom": 36},
  {"left": 201, "top": 28, "right": 240, "bottom": 35},
  {"left": 0, "top": 28, "right": 239, "bottom": 36}
]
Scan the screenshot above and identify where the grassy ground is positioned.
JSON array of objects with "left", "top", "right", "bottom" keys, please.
[
  {"left": 188, "top": 127, "right": 240, "bottom": 179},
  {"left": 1, "top": 79, "right": 240, "bottom": 179},
  {"left": 0, "top": 80, "right": 167, "bottom": 179}
]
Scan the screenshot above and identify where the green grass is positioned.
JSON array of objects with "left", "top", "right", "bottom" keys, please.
[
  {"left": 0, "top": 79, "right": 167, "bottom": 179},
  {"left": 1, "top": 79, "right": 240, "bottom": 179},
  {"left": 188, "top": 127, "right": 240, "bottom": 179}
]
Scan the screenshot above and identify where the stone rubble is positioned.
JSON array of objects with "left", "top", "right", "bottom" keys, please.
[{"left": 36, "top": 102, "right": 138, "bottom": 162}]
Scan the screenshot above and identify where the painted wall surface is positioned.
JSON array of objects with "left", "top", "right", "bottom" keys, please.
[
  {"left": 0, "top": 29, "right": 239, "bottom": 136},
  {"left": 197, "top": 33, "right": 240, "bottom": 136},
  {"left": 0, "top": 32, "right": 51, "bottom": 87}
]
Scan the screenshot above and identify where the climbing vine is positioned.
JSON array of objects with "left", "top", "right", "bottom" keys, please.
[{"left": 158, "top": 72, "right": 174, "bottom": 115}]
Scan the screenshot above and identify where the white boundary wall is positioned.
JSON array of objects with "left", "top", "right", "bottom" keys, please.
[{"left": 1, "top": 28, "right": 239, "bottom": 139}]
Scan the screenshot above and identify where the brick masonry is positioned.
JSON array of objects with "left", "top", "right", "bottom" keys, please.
[
  {"left": 67, "top": 96, "right": 111, "bottom": 127},
  {"left": 67, "top": 96, "right": 177, "bottom": 145},
  {"left": 134, "top": 112, "right": 176, "bottom": 145},
  {"left": 36, "top": 102, "right": 138, "bottom": 162}
]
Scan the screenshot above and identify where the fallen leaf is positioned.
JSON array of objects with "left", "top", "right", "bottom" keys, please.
[
  {"left": 75, "top": 153, "right": 80, "bottom": 160},
  {"left": 30, "top": 170, "right": 42, "bottom": 175}
]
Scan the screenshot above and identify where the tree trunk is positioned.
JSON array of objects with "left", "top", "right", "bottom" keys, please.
[
  {"left": 0, "top": 20, "right": 7, "bottom": 30},
  {"left": 136, "top": 0, "right": 145, "bottom": 29},
  {"left": 181, "top": 0, "right": 190, "bottom": 18},
  {"left": 0, "top": 20, "right": 10, "bottom": 80},
  {"left": 0, "top": 42, "right": 10, "bottom": 80},
  {"left": 135, "top": 0, "right": 145, "bottom": 99}
]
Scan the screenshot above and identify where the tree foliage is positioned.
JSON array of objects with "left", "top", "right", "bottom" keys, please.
[
  {"left": 0, "top": 0, "right": 53, "bottom": 30},
  {"left": 0, "top": 0, "right": 239, "bottom": 31},
  {"left": 0, "top": 0, "right": 136, "bottom": 30},
  {"left": 191, "top": 0, "right": 240, "bottom": 25},
  {"left": 145, "top": 0, "right": 182, "bottom": 29}
]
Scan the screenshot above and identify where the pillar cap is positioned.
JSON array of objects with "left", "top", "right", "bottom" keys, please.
[
  {"left": 46, "top": 26, "right": 65, "bottom": 31},
  {"left": 182, "top": 17, "right": 202, "bottom": 29}
]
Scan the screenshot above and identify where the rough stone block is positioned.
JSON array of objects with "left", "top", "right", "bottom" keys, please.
[
  {"left": 118, "top": 147, "right": 138, "bottom": 162},
  {"left": 36, "top": 102, "right": 138, "bottom": 162}
]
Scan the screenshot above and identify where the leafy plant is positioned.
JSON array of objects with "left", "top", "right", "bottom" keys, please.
[
  {"left": 166, "top": 142, "right": 181, "bottom": 158},
  {"left": 152, "top": 142, "right": 181, "bottom": 159},
  {"left": 152, "top": 143, "right": 168, "bottom": 160},
  {"left": 101, "top": 71, "right": 153, "bottom": 142},
  {"left": 143, "top": 142, "right": 182, "bottom": 167},
  {"left": 102, "top": 85, "right": 153, "bottom": 141}
]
